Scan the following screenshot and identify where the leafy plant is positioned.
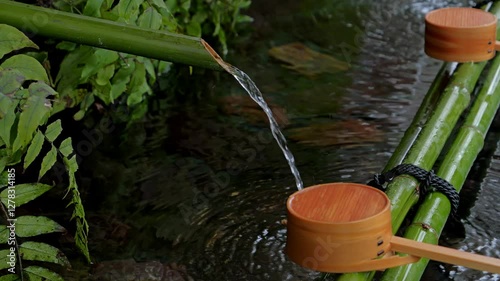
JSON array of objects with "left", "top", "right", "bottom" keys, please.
[
  {"left": 0, "top": 24, "right": 90, "bottom": 278},
  {"left": 51, "top": 0, "right": 252, "bottom": 124}
]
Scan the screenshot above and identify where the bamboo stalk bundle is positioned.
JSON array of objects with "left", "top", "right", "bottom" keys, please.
[
  {"left": 336, "top": 60, "right": 488, "bottom": 281},
  {"left": 383, "top": 63, "right": 455, "bottom": 171},
  {"left": 336, "top": 3, "right": 500, "bottom": 281},
  {"left": 331, "top": 62, "right": 458, "bottom": 281},
  {"left": 0, "top": 0, "right": 223, "bottom": 70},
  {"left": 385, "top": 61, "right": 485, "bottom": 231},
  {"left": 381, "top": 21, "right": 500, "bottom": 281}
]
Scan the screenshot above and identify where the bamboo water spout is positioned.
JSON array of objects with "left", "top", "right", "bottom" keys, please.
[{"left": 0, "top": 0, "right": 223, "bottom": 70}]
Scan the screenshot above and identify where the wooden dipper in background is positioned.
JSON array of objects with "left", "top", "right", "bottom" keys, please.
[{"left": 425, "top": 7, "right": 500, "bottom": 62}]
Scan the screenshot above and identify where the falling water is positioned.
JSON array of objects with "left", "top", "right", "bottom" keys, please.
[
  {"left": 226, "top": 65, "right": 304, "bottom": 190},
  {"left": 202, "top": 40, "right": 303, "bottom": 190}
]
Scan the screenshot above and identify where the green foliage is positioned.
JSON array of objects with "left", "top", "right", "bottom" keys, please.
[
  {"left": 1, "top": 55, "right": 49, "bottom": 84},
  {"left": 24, "top": 266, "right": 65, "bottom": 281},
  {"left": 2, "top": 0, "right": 252, "bottom": 278},
  {"left": 20, "top": 241, "right": 70, "bottom": 266},
  {"left": 12, "top": 216, "right": 66, "bottom": 237},
  {"left": 0, "top": 184, "right": 53, "bottom": 207},
  {"left": 53, "top": 0, "right": 252, "bottom": 124},
  {"left": 148, "top": 0, "right": 253, "bottom": 54},
  {"left": 0, "top": 25, "right": 38, "bottom": 59},
  {"left": 0, "top": 24, "right": 90, "bottom": 278},
  {"left": 55, "top": 45, "right": 153, "bottom": 123}
]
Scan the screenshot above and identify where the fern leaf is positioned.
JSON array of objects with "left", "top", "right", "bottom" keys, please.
[
  {"left": 44, "top": 119, "right": 62, "bottom": 142},
  {"left": 15, "top": 216, "right": 65, "bottom": 237},
  {"left": 20, "top": 241, "right": 70, "bottom": 267},
  {"left": 24, "top": 266, "right": 64, "bottom": 281},
  {"left": 38, "top": 145, "right": 57, "bottom": 180},
  {"left": 12, "top": 95, "right": 51, "bottom": 153},
  {"left": 0, "top": 249, "right": 15, "bottom": 270},
  {"left": 70, "top": 183, "right": 91, "bottom": 262},
  {"left": 0, "top": 183, "right": 53, "bottom": 208},
  {"left": 24, "top": 130, "right": 44, "bottom": 170},
  {"left": 64, "top": 155, "right": 90, "bottom": 262},
  {"left": 58, "top": 137, "right": 74, "bottom": 158}
]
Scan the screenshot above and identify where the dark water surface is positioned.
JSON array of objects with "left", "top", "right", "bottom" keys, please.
[{"left": 81, "top": 0, "right": 500, "bottom": 280}]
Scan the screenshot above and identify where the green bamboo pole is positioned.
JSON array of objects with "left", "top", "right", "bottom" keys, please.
[
  {"left": 383, "top": 63, "right": 455, "bottom": 171},
  {"left": 327, "top": 62, "right": 455, "bottom": 281},
  {"left": 381, "top": 14, "right": 500, "bottom": 281},
  {"left": 386, "top": 60, "right": 486, "bottom": 230},
  {"left": 0, "top": 0, "right": 223, "bottom": 70},
  {"left": 335, "top": 61, "right": 484, "bottom": 279},
  {"left": 336, "top": 64, "right": 482, "bottom": 280},
  {"left": 337, "top": 62, "right": 486, "bottom": 281}
]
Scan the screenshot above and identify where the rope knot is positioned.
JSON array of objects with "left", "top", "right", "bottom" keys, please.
[
  {"left": 368, "top": 164, "right": 460, "bottom": 221},
  {"left": 421, "top": 169, "right": 435, "bottom": 195}
]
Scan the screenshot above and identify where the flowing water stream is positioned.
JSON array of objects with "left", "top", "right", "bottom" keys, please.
[
  {"left": 202, "top": 40, "right": 303, "bottom": 190},
  {"left": 222, "top": 65, "right": 304, "bottom": 190}
]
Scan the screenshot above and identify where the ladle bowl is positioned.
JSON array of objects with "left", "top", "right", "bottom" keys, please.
[
  {"left": 286, "top": 183, "right": 500, "bottom": 273},
  {"left": 425, "top": 7, "right": 500, "bottom": 62}
]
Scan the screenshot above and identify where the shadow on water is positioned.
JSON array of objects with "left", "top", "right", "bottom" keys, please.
[{"left": 78, "top": 0, "right": 499, "bottom": 280}]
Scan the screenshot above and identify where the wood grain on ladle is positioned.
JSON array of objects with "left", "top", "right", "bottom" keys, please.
[
  {"left": 426, "top": 7, "right": 496, "bottom": 27},
  {"left": 288, "top": 183, "right": 388, "bottom": 223}
]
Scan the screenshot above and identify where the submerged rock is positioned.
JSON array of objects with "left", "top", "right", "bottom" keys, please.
[
  {"left": 91, "top": 260, "right": 193, "bottom": 281},
  {"left": 268, "top": 42, "right": 349, "bottom": 76}
]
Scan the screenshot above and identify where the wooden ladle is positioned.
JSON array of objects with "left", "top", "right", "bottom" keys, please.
[
  {"left": 286, "top": 183, "right": 500, "bottom": 273},
  {"left": 425, "top": 7, "right": 500, "bottom": 62}
]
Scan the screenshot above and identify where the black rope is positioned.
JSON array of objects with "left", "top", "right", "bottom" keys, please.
[{"left": 368, "top": 164, "right": 460, "bottom": 221}]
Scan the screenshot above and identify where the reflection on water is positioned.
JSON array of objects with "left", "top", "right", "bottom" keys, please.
[{"left": 82, "top": 0, "right": 500, "bottom": 280}]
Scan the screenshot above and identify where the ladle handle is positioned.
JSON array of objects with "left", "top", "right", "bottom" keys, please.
[
  {"left": 495, "top": 41, "right": 500, "bottom": 51},
  {"left": 390, "top": 236, "right": 500, "bottom": 274}
]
